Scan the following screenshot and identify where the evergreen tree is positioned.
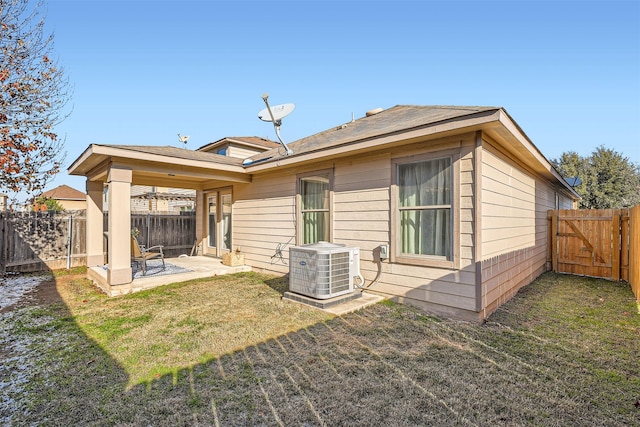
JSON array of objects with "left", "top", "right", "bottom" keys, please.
[{"left": 552, "top": 146, "right": 640, "bottom": 209}]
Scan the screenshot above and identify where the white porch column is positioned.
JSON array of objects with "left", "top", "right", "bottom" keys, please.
[
  {"left": 107, "top": 166, "right": 132, "bottom": 285},
  {"left": 86, "top": 180, "right": 104, "bottom": 267}
]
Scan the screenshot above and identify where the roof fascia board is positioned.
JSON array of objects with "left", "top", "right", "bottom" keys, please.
[
  {"left": 198, "top": 138, "right": 276, "bottom": 152},
  {"left": 68, "top": 144, "right": 250, "bottom": 182},
  {"left": 225, "top": 138, "right": 275, "bottom": 150},
  {"left": 197, "top": 138, "right": 230, "bottom": 152},
  {"left": 104, "top": 145, "right": 246, "bottom": 173},
  {"left": 68, "top": 144, "right": 97, "bottom": 175},
  {"left": 497, "top": 110, "right": 580, "bottom": 198},
  {"left": 245, "top": 110, "right": 502, "bottom": 173}
]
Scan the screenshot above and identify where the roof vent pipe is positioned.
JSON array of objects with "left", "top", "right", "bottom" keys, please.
[{"left": 366, "top": 107, "right": 384, "bottom": 117}]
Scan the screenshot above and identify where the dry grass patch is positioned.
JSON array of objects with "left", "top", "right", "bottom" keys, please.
[
  {"left": 2, "top": 271, "right": 639, "bottom": 425},
  {"left": 56, "top": 272, "right": 333, "bottom": 386}
]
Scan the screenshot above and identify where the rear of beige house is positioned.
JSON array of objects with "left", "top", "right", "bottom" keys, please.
[
  {"left": 227, "top": 115, "right": 576, "bottom": 321},
  {"left": 69, "top": 106, "right": 578, "bottom": 322}
]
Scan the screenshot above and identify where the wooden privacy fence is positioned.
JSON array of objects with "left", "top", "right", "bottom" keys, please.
[
  {"left": 631, "top": 205, "right": 640, "bottom": 304},
  {"left": 127, "top": 212, "right": 196, "bottom": 257},
  {"left": 547, "top": 206, "right": 640, "bottom": 304},
  {"left": 1, "top": 210, "right": 87, "bottom": 273},
  {"left": 1, "top": 211, "right": 196, "bottom": 274}
]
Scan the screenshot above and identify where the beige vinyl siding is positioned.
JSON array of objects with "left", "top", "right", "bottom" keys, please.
[
  {"left": 376, "top": 137, "right": 477, "bottom": 318},
  {"left": 230, "top": 132, "right": 571, "bottom": 321},
  {"left": 558, "top": 195, "right": 573, "bottom": 209},
  {"left": 481, "top": 147, "right": 537, "bottom": 258},
  {"left": 232, "top": 130, "right": 577, "bottom": 321},
  {"left": 232, "top": 171, "right": 296, "bottom": 274},
  {"left": 231, "top": 137, "right": 481, "bottom": 319},
  {"left": 333, "top": 154, "right": 391, "bottom": 273},
  {"left": 227, "top": 145, "right": 267, "bottom": 160},
  {"left": 479, "top": 141, "right": 560, "bottom": 317},
  {"left": 333, "top": 153, "right": 390, "bottom": 253}
]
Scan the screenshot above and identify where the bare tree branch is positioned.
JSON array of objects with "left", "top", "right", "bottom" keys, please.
[{"left": 1, "top": 0, "right": 72, "bottom": 207}]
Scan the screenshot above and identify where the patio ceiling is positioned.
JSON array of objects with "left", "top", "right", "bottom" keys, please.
[{"left": 68, "top": 144, "right": 251, "bottom": 189}]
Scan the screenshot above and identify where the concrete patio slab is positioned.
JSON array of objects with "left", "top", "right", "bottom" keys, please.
[{"left": 88, "top": 256, "right": 251, "bottom": 296}]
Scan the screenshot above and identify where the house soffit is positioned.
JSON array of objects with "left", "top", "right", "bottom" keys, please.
[{"left": 483, "top": 111, "right": 580, "bottom": 199}]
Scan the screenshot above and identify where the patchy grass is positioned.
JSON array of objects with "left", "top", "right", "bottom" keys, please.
[
  {"left": 56, "top": 272, "right": 333, "bottom": 386},
  {"left": 1, "top": 271, "right": 639, "bottom": 426}
]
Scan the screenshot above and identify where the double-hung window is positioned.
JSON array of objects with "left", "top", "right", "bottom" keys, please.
[
  {"left": 394, "top": 155, "right": 454, "bottom": 266},
  {"left": 299, "top": 172, "right": 332, "bottom": 244}
]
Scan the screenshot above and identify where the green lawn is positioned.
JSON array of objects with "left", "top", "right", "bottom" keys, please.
[{"left": 1, "top": 271, "right": 639, "bottom": 426}]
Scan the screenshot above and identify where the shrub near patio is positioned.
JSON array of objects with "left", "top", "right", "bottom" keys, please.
[{"left": 1, "top": 271, "right": 639, "bottom": 425}]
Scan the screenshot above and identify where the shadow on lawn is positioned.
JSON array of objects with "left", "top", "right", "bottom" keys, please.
[
  {"left": 0, "top": 270, "right": 129, "bottom": 424},
  {"left": 263, "top": 274, "right": 290, "bottom": 295},
  {"left": 121, "top": 275, "right": 640, "bottom": 427},
  {"left": 2, "top": 271, "right": 639, "bottom": 426}
]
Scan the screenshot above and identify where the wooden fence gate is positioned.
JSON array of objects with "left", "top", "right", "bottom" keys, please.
[{"left": 547, "top": 209, "right": 631, "bottom": 282}]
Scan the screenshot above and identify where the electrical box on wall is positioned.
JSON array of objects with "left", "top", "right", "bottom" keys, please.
[{"left": 379, "top": 244, "right": 389, "bottom": 259}]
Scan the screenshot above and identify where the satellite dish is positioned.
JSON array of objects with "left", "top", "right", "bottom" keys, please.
[
  {"left": 258, "top": 103, "right": 295, "bottom": 123},
  {"left": 256, "top": 93, "right": 294, "bottom": 156},
  {"left": 566, "top": 176, "right": 582, "bottom": 187},
  {"left": 177, "top": 133, "right": 190, "bottom": 148}
]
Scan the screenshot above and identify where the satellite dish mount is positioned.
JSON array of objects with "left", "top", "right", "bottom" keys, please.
[{"left": 258, "top": 93, "right": 294, "bottom": 156}]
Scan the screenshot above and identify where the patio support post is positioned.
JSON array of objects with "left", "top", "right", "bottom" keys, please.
[
  {"left": 86, "top": 180, "right": 104, "bottom": 267},
  {"left": 195, "top": 190, "right": 204, "bottom": 256},
  {"left": 107, "top": 166, "right": 132, "bottom": 285}
]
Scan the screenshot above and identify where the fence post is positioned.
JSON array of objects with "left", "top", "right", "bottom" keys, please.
[
  {"left": 550, "top": 210, "right": 558, "bottom": 273},
  {"left": 612, "top": 210, "right": 621, "bottom": 282},
  {"left": 67, "top": 213, "right": 73, "bottom": 270},
  {"left": 146, "top": 213, "right": 151, "bottom": 248},
  {"left": 630, "top": 205, "right": 640, "bottom": 308},
  {"left": 0, "top": 213, "right": 6, "bottom": 275}
]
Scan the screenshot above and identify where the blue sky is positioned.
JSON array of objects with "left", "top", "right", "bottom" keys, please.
[{"left": 40, "top": 0, "right": 639, "bottom": 194}]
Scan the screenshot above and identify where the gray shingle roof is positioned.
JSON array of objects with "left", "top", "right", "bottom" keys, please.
[
  {"left": 247, "top": 105, "right": 499, "bottom": 163},
  {"left": 100, "top": 144, "right": 245, "bottom": 165}
]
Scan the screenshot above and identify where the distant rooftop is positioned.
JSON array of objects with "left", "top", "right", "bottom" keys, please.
[{"left": 41, "top": 184, "right": 86, "bottom": 200}]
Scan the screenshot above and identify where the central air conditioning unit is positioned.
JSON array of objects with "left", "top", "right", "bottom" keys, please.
[{"left": 289, "top": 242, "right": 361, "bottom": 299}]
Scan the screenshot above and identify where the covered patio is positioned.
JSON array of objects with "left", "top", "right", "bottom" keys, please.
[{"left": 69, "top": 144, "right": 251, "bottom": 295}]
